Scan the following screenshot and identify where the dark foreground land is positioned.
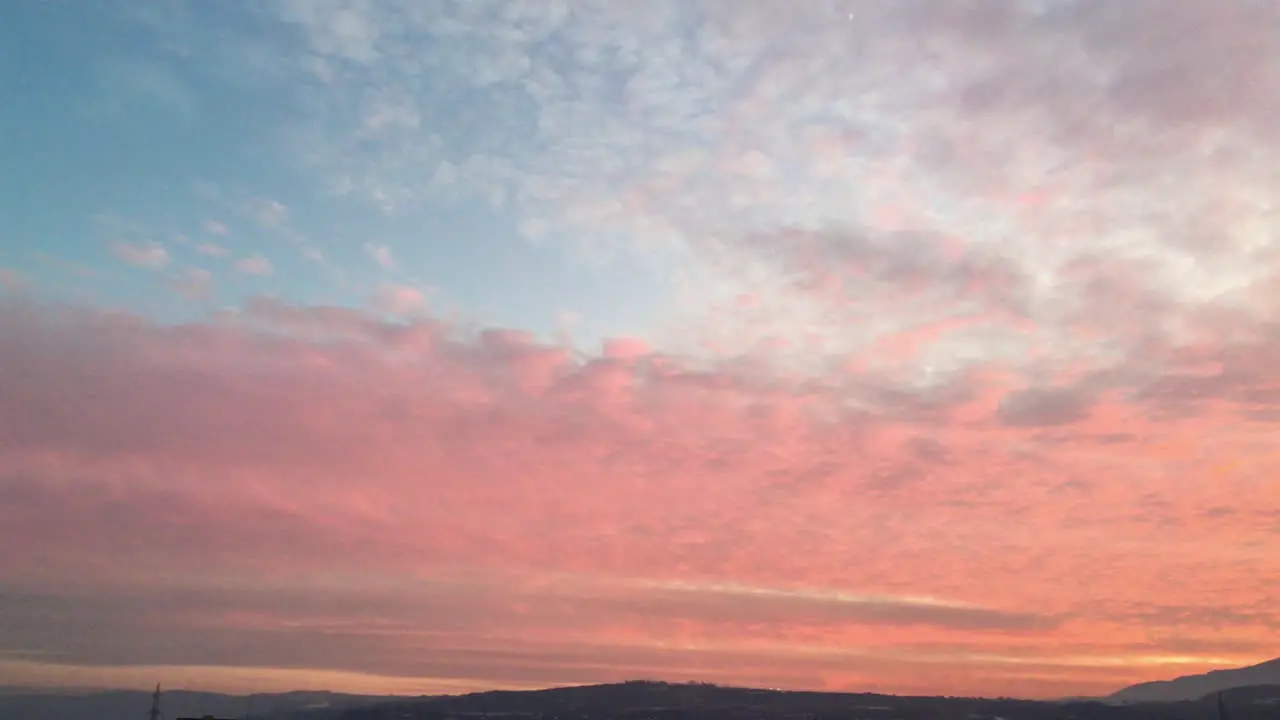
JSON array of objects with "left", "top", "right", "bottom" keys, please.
[
  {"left": 292, "top": 681, "right": 1280, "bottom": 720},
  {"left": 5, "top": 679, "right": 1280, "bottom": 720}
]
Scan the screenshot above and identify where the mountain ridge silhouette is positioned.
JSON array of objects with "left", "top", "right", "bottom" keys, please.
[{"left": 1109, "top": 658, "right": 1280, "bottom": 703}]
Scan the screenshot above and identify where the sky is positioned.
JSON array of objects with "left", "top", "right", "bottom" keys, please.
[{"left": 1, "top": 0, "right": 1279, "bottom": 701}]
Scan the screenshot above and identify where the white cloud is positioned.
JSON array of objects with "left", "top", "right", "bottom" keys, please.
[
  {"left": 203, "top": 220, "right": 229, "bottom": 236},
  {"left": 169, "top": 268, "right": 214, "bottom": 300},
  {"left": 240, "top": 197, "right": 289, "bottom": 228},
  {"left": 238, "top": 0, "right": 1280, "bottom": 382},
  {"left": 277, "top": 0, "right": 382, "bottom": 64}
]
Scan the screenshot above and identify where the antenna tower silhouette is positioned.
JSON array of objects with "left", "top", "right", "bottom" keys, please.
[{"left": 148, "top": 684, "right": 163, "bottom": 720}]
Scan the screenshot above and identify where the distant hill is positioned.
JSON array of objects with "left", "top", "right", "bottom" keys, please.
[
  {"left": 13, "top": 676, "right": 1280, "bottom": 720},
  {"left": 1213, "top": 686, "right": 1280, "bottom": 705},
  {"left": 1109, "top": 658, "right": 1280, "bottom": 703},
  {"left": 289, "top": 680, "right": 864, "bottom": 719},
  {"left": 0, "top": 688, "right": 398, "bottom": 720},
  {"left": 286, "top": 680, "right": 1233, "bottom": 720}
]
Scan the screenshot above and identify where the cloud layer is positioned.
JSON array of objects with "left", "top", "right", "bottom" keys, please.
[
  {"left": 1, "top": 296, "right": 1277, "bottom": 697},
  {"left": 241, "top": 0, "right": 1280, "bottom": 373},
  {"left": 5, "top": 0, "right": 1280, "bottom": 701}
]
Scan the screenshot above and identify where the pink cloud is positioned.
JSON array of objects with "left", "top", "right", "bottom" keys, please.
[
  {"left": 235, "top": 255, "right": 273, "bottom": 275},
  {"left": 0, "top": 267, "right": 25, "bottom": 292},
  {"left": 168, "top": 268, "right": 214, "bottom": 301},
  {"left": 371, "top": 282, "right": 427, "bottom": 316},
  {"left": 1, "top": 298, "right": 1277, "bottom": 697},
  {"left": 602, "top": 337, "right": 651, "bottom": 361},
  {"left": 366, "top": 243, "right": 395, "bottom": 269},
  {"left": 109, "top": 240, "right": 170, "bottom": 268}
]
